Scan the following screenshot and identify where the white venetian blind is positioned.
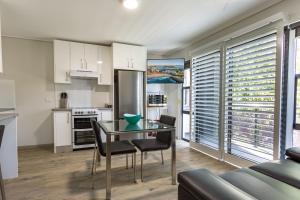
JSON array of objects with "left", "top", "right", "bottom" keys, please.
[
  {"left": 192, "top": 51, "right": 221, "bottom": 149},
  {"left": 224, "top": 33, "right": 277, "bottom": 162}
]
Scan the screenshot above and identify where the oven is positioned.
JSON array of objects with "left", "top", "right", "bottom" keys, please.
[{"left": 72, "top": 109, "right": 98, "bottom": 149}]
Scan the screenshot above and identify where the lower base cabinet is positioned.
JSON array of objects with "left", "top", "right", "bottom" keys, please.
[{"left": 53, "top": 111, "right": 72, "bottom": 153}]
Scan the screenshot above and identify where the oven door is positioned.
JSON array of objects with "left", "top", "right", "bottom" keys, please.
[
  {"left": 73, "top": 129, "right": 95, "bottom": 148},
  {"left": 72, "top": 115, "right": 97, "bottom": 129}
]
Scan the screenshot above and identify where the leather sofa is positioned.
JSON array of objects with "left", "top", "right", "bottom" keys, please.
[{"left": 177, "top": 147, "right": 300, "bottom": 200}]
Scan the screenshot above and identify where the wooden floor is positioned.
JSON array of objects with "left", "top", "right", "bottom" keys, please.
[{"left": 5, "top": 141, "right": 235, "bottom": 200}]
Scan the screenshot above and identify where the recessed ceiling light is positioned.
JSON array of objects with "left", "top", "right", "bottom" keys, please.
[{"left": 123, "top": 0, "right": 138, "bottom": 10}]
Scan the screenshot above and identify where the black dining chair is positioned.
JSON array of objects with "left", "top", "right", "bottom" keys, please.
[
  {"left": 90, "top": 119, "right": 137, "bottom": 182},
  {"left": 0, "top": 125, "right": 6, "bottom": 200},
  {"left": 131, "top": 115, "right": 176, "bottom": 182}
]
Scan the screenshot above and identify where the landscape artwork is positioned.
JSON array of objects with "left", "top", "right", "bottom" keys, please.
[{"left": 147, "top": 59, "right": 184, "bottom": 84}]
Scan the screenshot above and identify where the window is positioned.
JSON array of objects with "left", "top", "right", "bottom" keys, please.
[
  {"left": 191, "top": 51, "right": 221, "bottom": 149},
  {"left": 182, "top": 64, "right": 191, "bottom": 141},
  {"left": 224, "top": 33, "right": 277, "bottom": 162}
]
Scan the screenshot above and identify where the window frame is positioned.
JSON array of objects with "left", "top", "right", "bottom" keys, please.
[{"left": 182, "top": 62, "right": 191, "bottom": 142}]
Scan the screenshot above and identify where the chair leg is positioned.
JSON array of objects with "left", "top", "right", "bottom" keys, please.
[
  {"left": 0, "top": 163, "right": 6, "bottom": 200},
  {"left": 126, "top": 154, "right": 128, "bottom": 169},
  {"left": 98, "top": 153, "right": 101, "bottom": 166},
  {"left": 131, "top": 153, "right": 134, "bottom": 168},
  {"left": 161, "top": 150, "right": 164, "bottom": 165},
  {"left": 133, "top": 153, "right": 136, "bottom": 183},
  {"left": 96, "top": 152, "right": 101, "bottom": 166},
  {"left": 141, "top": 152, "right": 143, "bottom": 182},
  {"left": 91, "top": 144, "right": 96, "bottom": 175}
]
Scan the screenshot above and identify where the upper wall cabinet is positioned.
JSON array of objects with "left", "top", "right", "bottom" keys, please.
[
  {"left": 98, "top": 46, "right": 112, "bottom": 85},
  {"left": 54, "top": 40, "right": 113, "bottom": 85},
  {"left": 70, "top": 42, "right": 98, "bottom": 72},
  {"left": 112, "top": 43, "right": 147, "bottom": 71},
  {"left": 54, "top": 40, "right": 71, "bottom": 84}
]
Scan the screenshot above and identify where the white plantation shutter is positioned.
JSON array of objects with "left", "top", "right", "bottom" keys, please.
[
  {"left": 224, "top": 33, "right": 277, "bottom": 162},
  {"left": 191, "top": 51, "right": 221, "bottom": 149}
]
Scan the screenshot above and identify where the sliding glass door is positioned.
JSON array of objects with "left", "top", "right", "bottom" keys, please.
[
  {"left": 224, "top": 33, "right": 277, "bottom": 163},
  {"left": 191, "top": 50, "right": 221, "bottom": 157},
  {"left": 191, "top": 25, "right": 282, "bottom": 165},
  {"left": 293, "top": 37, "right": 300, "bottom": 147}
]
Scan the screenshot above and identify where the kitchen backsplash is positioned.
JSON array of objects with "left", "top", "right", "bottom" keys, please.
[{"left": 54, "top": 79, "right": 112, "bottom": 108}]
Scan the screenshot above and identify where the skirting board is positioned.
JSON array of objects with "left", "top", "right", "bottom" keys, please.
[{"left": 54, "top": 145, "right": 73, "bottom": 153}]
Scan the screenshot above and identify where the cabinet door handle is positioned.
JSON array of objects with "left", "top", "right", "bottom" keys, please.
[
  {"left": 99, "top": 74, "right": 102, "bottom": 83},
  {"left": 67, "top": 113, "right": 70, "bottom": 123},
  {"left": 85, "top": 59, "right": 88, "bottom": 69},
  {"left": 80, "top": 58, "right": 83, "bottom": 68}
]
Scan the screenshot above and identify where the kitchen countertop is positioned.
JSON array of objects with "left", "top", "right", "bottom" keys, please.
[
  {"left": 0, "top": 108, "right": 15, "bottom": 112},
  {"left": 52, "top": 107, "right": 113, "bottom": 112},
  {"left": 0, "top": 111, "right": 18, "bottom": 121},
  {"left": 52, "top": 108, "right": 72, "bottom": 112}
]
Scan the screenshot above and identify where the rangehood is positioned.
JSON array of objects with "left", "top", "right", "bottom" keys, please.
[{"left": 69, "top": 70, "right": 98, "bottom": 79}]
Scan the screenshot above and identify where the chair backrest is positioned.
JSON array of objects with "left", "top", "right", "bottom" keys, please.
[
  {"left": 156, "top": 115, "right": 176, "bottom": 146},
  {"left": 90, "top": 119, "right": 105, "bottom": 156},
  {"left": 0, "top": 125, "right": 4, "bottom": 149}
]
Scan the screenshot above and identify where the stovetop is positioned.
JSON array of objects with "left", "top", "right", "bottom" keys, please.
[{"left": 72, "top": 107, "right": 99, "bottom": 116}]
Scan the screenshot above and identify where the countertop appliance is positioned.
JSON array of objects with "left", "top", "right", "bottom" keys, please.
[
  {"left": 114, "top": 70, "right": 145, "bottom": 119},
  {"left": 71, "top": 108, "right": 99, "bottom": 150},
  {"left": 148, "top": 94, "right": 167, "bottom": 107}
]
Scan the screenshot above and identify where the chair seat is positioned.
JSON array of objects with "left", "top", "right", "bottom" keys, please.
[
  {"left": 132, "top": 139, "right": 169, "bottom": 152},
  {"left": 103, "top": 140, "right": 137, "bottom": 156}
]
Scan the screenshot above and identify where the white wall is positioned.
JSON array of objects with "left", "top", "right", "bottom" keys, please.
[
  {"left": 0, "top": 37, "right": 112, "bottom": 146},
  {"left": 147, "top": 53, "right": 183, "bottom": 139},
  {"left": 167, "top": 0, "right": 300, "bottom": 59},
  {"left": 147, "top": 84, "right": 182, "bottom": 139},
  {"left": 0, "top": 37, "right": 56, "bottom": 146},
  {"left": 55, "top": 79, "right": 112, "bottom": 108}
]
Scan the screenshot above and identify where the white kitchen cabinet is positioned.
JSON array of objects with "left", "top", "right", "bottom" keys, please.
[
  {"left": 100, "top": 110, "right": 113, "bottom": 121},
  {"left": 70, "top": 42, "right": 85, "bottom": 71},
  {"left": 70, "top": 42, "right": 98, "bottom": 72},
  {"left": 113, "top": 43, "right": 147, "bottom": 71},
  {"left": 84, "top": 44, "right": 98, "bottom": 72},
  {"left": 53, "top": 111, "right": 72, "bottom": 153},
  {"left": 97, "top": 46, "right": 112, "bottom": 85},
  {"left": 112, "top": 43, "right": 130, "bottom": 70},
  {"left": 131, "top": 45, "right": 147, "bottom": 71},
  {"left": 54, "top": 40, "right": 71, "bottom": 84},
  {"left": 98, "top": 110, "right": 113, "bottom": 142}
]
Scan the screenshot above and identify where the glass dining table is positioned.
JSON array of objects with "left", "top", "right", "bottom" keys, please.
[{"left": 98, "top": 119, "right": 176, "bottom": 200}]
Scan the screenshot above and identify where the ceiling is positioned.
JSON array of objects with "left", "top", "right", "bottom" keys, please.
[{"left": 1, "top": 0, "right": 282, "bottom": 55}]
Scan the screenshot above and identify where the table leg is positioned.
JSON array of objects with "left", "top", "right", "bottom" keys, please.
[
  {"left": 171, "top": 129, "right": 176, "bottom": 185},
  {"left": 143, "top": 132, "right": 148, "bottom": 159},
  {"left": 106, "top": 134, "right": 111, "bottom": 200}
]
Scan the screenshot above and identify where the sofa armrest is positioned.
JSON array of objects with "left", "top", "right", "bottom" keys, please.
[
  {"left": 286, "top": 147, "right": 300, "bottom": 162},
  {"left": 178, "top": 169, "right": 257, "bottom": 200}
]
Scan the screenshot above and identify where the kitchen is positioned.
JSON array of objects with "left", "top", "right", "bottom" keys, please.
[
  {"left": 0, "top": 35, "right": 182, "bottom": 161},
  {"left": 52, "top": 41, "right": 148, "bottom": 153}
]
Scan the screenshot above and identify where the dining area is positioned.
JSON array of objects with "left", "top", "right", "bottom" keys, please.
[{"left": 90, "top": 115, "right": 177, "bottom": 200}]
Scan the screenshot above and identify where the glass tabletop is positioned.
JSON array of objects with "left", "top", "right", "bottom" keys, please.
[{"left": 98, "top": 119, "right": 175, "bottom": 135}]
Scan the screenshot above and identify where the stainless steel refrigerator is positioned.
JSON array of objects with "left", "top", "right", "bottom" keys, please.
[{"left": 114, "top": 70, "right": 145, "bottom": 119}]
